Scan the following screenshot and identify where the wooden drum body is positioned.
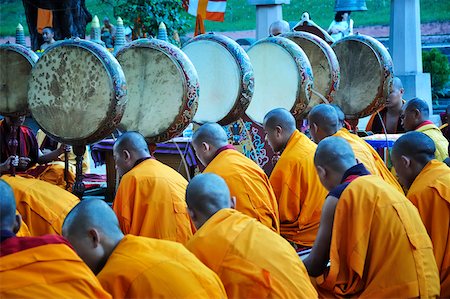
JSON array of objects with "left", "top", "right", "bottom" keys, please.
[
  {"left": 183, "top": 33, "right": 254, "bottom": 125},
  {"left": 332, "top": 34, "right": 394, "bottom": 119},
  {"left": 245, "top": 36, "right": 313, "bottom": 124},
  {"left": 116, "top": 38, "right": 199, "bottom": 143}
]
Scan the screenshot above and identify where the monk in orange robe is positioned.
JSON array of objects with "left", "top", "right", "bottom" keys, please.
[
  {"left": 263, "top": 108, "right": 328, "bottom": 248},
  {"left": 62, "top": 199, "right": 226, "bottom": 298},
  {"left": 303, "top": 136, "right": 440, "bottom": 298},
  {"left": 192, "top": 122, "right": 279, "bottom": 232},
  {"left": 1, "top": 175, "right": 79, "bottom": 236},
  {"left": 112, "top": 131, "right": 193, "bottom": 244},
  {"left": 184, "top": 173, "right": 318, "bottom": 298},
  {"left": 392, "top": 131, "right": 450, "bottom": 297},
  {"left": 308, "top": 104, "right": 403, "bottom": 192},
  {"left": 0, "top": 180, "right": 111, "bottom": 298}
]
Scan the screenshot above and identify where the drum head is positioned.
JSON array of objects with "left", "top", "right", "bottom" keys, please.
[
  {"left": 183, "top": 34, "right": 253, "bottom": 125},
  {"left": 246, "top": 37, "right": 313, "bottom": 124},
  {"left": 116, "top": 39, "right": 199, "bottom": 143},
  {"left": 332, "top": 35, "right": 393, "bottom": 119},
  {"left": 0, "top": 44, "right": 38, "bottom": 116},
  {"left": 29, "top": 40, "right": 127, "bottom": 146},
  {"left": 282, "top": 32, "right": 340, "bottom": 116}
]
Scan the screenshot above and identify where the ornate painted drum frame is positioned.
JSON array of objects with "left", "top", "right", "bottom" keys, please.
[
  {"left": 281, "top": 31, "right": 340, "bottom": 116},
  {"left": 246, "top": 36, "right": 314, "bottom": 122},
  {"left": 332, "top": 34, "right": 394, "bottom": 119},
  {"left": 116, "top": 38, "right": 199, "bottom": 143},
  {"left": 0, "top": 44, "right": 39, "bottom": 117},
  {"left": 28, "top": 39, "right": 127, "bottom": 146},
  {"left": 183, "top": 33, "right": 254, "bottom": 125}
]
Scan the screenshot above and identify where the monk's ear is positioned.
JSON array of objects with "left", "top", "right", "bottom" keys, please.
[
  {"left": 122, "top": 149, "right": 131, "bottom": 161},
  {"left": 316, "top": 165, "right": 327, "bottom": 179},
  {"left": 88, "top": 229, "right": 101, "bottom": 248},
  {"left": 230, "top": 196, "right": 237, "bottom": 209},
  {"left": 201, "top": 142, "right": 210, "bottom": 152},
  {"left": 275, "top": 125, "right": 283, "bottom": 137},
  {"left": 401, "top": 155, "right": 411, "bottom": 168},
  {"left": 13, "top": 214, "right": 22, "bottom": 234}
]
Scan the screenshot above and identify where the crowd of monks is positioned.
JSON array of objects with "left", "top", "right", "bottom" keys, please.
[{"left": 1, "top": 76, "right": 450, "bottom": 297}]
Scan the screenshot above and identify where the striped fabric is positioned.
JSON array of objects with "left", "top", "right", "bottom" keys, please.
[{"left": 184, "top": 0, "right": 227, "bottom": 22}]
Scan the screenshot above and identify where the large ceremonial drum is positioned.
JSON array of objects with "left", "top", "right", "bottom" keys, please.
[
  {"left": 28, "top": 39, "right": 127, "bottom": 146},
  {"left": 332, "top": 34, "right": 394, "bottom": 119},
  {"left": 116, "top": 38, "right": 199, "bottom": 143},
  {"left": 281, "top": 31, "right": 340, "bottom": 116},
  {"left": 0, "top": 44, "right": 38, "bottom": 116},
  {"left": 182, "top": 33, "right": 254, "bottom": 125},
  {"left": 245, "top": 37, "right": 313, "bottom": 124}
]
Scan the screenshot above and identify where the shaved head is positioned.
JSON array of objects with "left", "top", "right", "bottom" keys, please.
[
  {"left": 269, "top": 20, "right": 290, "bottom": 36},
  {"left": 308, "top": 104, "right": 339, "bottom": 143},
  {"left": 186, "top": 173, "right": 232, "bottom": 229},
  {"left": 314, "top": 136, "right": 356, "bottom": 172},
  {"left": 113, "top": 131, "right": 150, "bottom": 177},
  {"left": 402, "top": 98, "right": 430, "bottom": 131},
  {"left": 404, "top": 98, "right": 429, "bottom": 118},
  {"left": 192, "top": 123, "right": 228, "bottom": 148},
  {"left": 0, "top": 179, "right": 18, "bottom": 231},
  {"left": 331, "top": 104, "right": 345, "bottom": 126},
  {"left": 392, "top": 131, "right": 435, "bottom": 164},
  {"left": 392, "top": 77, "right": 403, "bottom": 90},
  {"left": 263, "top": 108, "right": 297, "bottom": 153},
  {"left": 113, "top": 131, "right": 149, "bottom": 154}
]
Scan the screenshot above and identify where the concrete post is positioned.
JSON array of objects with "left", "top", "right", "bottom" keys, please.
[{"left": 248, "top": 0, "right": 290, "bottom": 40}]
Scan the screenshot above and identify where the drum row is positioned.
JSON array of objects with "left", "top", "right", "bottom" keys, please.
[{"left": 0, "top": 32, "right": 394, "bottom": 150}]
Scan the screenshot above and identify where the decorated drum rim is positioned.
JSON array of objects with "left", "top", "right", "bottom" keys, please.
[
  {"left": 332, "top": 34, "right": 394, "bottom": 119},
  {"left": 247, "top": 36, "right": 313, "bottom": 120},
  {"left": 0, "top": 43, "right": 39, "bottom": 117},
  {"left": 116, "top": 38, "right": 199, "bottom": 143},
  {"left": 281, "top": 31, "right": 340, "bottom": 107},
  {"left": 183, "top": 33, "right": 254, "bottom": 125},
  {"left": 30, "top": 39, "right": 127, "bottom": 146}
]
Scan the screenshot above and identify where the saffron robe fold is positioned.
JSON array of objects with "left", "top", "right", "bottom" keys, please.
[
  {"left": 269, "top": 130, "right": 328, "bottom": 246},
  {"left": 416, "top": 123, "right": 449, "bottom": 162},
  {"left": 204, "top": 148, "right": 280, "bottom": 232},
  {"left": 407, "top": 160, "right": 450, "bottom": 297},
  {"left": 113, "top": 159, "right": 193, "bottom": 244},
  {"left": 186, "top": 209, "right": 318, "bottom": 298},
  {"left": 315, "top": 175, "right": 440, "bottom": 298}
]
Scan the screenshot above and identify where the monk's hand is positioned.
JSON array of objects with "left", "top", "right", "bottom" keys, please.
[
  {"left": 58, "top": 144, "right": 72, "bottom": 154},
  {"left": 0, "top": 156, "right": 18, "bottom": 172},
  {"left": 18, "top": 157, "right": 31, "bottom": 168}
]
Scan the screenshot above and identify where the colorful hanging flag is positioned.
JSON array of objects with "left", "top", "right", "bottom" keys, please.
[{"left": 183, "top": 0, "right": 227, "bottom": 22}]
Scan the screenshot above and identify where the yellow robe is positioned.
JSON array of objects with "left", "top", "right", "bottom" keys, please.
[
  {"left": 186, "top": 209, "right": 318, "bottom": 298},
  {"left": 334, "top": 128, "right": 403, "bottom": 192},
  {"left": 113, "top": 159, "right": 193, "bottom": 244},
  {"left": 16, "top": 210, "right": 31, "bottom": 237},
  {"left": 2, "top": 175, "right": 79, "bottom": 236},
  {"left": 407, "top": 160, "right": 450, "bottom": 297},
  {"left": 269, "top": 130, "right": 328, "bottom": 247},
  {"left": 204, "top": 148, "right": 280, "bottom": 232},
  {"left": 316, "top": 175, "right": 440, "bottom": 298},
  {"left": 416, "top": 123, "right": 450, "bottom": 162},
  {"left": 97, "top": 235, "right": 227, "bottom": 298}
]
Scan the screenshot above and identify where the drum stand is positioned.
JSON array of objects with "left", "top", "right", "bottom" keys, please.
[
  {"left": 7, "top": 123, "right": 18, "bottom": 176},
  {"left": 72, "top": 145, "right": 86, "bottom": 198}
]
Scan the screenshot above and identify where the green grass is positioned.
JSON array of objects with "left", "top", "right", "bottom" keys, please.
[{"left": 1, "top": 0, "right": 449, "bottom": 36}]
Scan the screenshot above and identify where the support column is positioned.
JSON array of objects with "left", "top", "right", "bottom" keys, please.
[{"left": 248, "top": 0, "right": 290, "bottom": 40}]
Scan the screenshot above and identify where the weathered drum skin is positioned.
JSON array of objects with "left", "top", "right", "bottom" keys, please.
[
  {"left": 245, "top": 36, "right": 313, "bottom": 124},
  {"left": 282, "top": 31, "right": 340, "bottom": 116},
  {"left": 183, "top": 33, "right": 254, "bottom": 125},
  {"left": 0, "top": 44, "right": 38, "bottom": 116},
  {"left": 116, "top": 38, "right": 199, "bottom": 143},
  {"left": 332, "top": 34, "right": 394, "bottom": 119},
  {"left": 28, "top": 39, "right": 127, "bottom": 146}
]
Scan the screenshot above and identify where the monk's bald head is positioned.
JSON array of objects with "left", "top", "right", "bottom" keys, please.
[
  {"left": 314, "top": 137, "right": 357, "bottom": 191},
  {"left": 331, "top": 104, "right": 345, "bottom": 126},
  {"left": 186, "top": 173, "right": 232, "bottom": 229},
  {"left": 192, "top": 123, "right": 229, "bottom": 166},
  {"left": 308, "top": 104, "right": 340, "bottom": 143},
  {"left": 269, "top": 20, "right": 290, "bottom": 36},
  {"left": 0, "top": 180, "right": 19, "bottom": 232},
  {"left": 402, "top": 98, "right": 430, "bottom": 131},
  {"left": 263, "top": 108, "right": 296, "bottom": 153},
  {"left": 113, "top": 131, "right": 150, "bottom": 178},
  {"left": 62, "top": 199, "right": 124, "bottom": 274}
]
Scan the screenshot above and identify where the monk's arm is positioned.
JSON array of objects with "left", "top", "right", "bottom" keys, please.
[
  {"left": 37, "top": 145, "right": 69, "bottom": 164},
  {"left": 303, "top": 195, "right": 339, "bottom": 277}
]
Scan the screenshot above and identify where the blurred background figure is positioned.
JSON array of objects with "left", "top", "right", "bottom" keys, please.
[
  {"left": 40, "top": 27, "right": 56, "bottom": 51},
  {"left": 327, "top": 11, "right": 353, "bottom": 41},
  {"left": 269, "top": 20, "right": 290, "bottom": 36}
]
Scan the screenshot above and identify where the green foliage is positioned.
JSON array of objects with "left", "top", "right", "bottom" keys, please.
[{"left": 423, "top": 48, "right": 450, "bottom": 95}]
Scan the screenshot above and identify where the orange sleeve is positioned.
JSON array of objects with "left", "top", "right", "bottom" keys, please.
[
  {"left": 113, "top": 175, "right": 136, "bottom": 234},
  {"left": 37, "top": 9, "right": 53, "bottom": 34}
]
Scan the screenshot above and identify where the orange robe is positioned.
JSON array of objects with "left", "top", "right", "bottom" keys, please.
[
  {"left": 0, "top": 234, "right": 111, "bottom": 298},
  {"left": 334, "top": 128, "right": 403, "bottom": 192},
  {"left": 204, "top": 148, "right": 280, "bottom": 232},
  {"left": 2, "top": 175, "right": 79, "bottom": 236},
  {"left": 269, "top": 130, "right": 328, "bottom": 247},
  {"left": 113, "top": 159, "right": 193, "bottom": 244},
  {"left": 97, "top": 235, "right": 226, "bottom": 298},
  {"left": 186, "top": 209, "right": 318, "bottom": 298},
  {"left": 16, "top": 210, "right": 31, "bottom": 237},
  {"left": 315, "top": 175, "right": 440, "bottom": 298},
  {"left": 406, "top": 160, "right": 450, "bottom": 297}
]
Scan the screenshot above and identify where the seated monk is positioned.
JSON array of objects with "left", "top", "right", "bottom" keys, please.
[
  {"left": 402, "top": 98, "right": 449, "bottom": 161},
  {"left": 192, "top": 122, "right": 280, "bottom": 232},
  {"left": 0, "top": 116, "right": 75, "bottom": 189},
  {"left": 366, "top": 77, "right": 406, "bottom": 134},
  {"left": 62, "top": 199, "right": 227, "bottom": 298},
  {"left": 0, "top": 180, "right": 111, "bottom": 298},
  {"left": 113, "top": 131, "right": 193, "bottom": 244},
  {"left": 308, "top": 104, "right": 403, "bottom": 192},
  {"left": 392, "top": 132, "right": 450, "bottom": 296},
  {"left": 304, "top": 136, "right": 440, "bottom": 297},
  {"left": 185, "top": 173, "right": 318, "bottom": 298},
  {"left": 1, "top": 175, "right": 79, "bottom": 236},
  {"left": 263, "top": 108, "right": 327, "bottom": 249}
]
